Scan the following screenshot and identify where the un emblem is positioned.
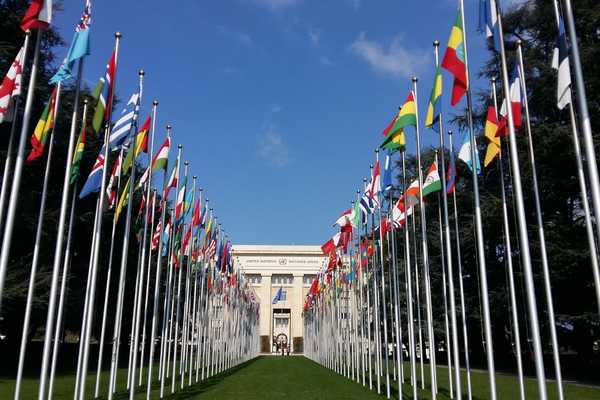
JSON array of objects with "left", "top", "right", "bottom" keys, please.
[{"left": 278, "top": 258, "right": 287, "bottom": 266}]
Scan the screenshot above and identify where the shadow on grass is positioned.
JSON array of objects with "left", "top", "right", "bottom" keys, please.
[{"left": 107, "top": 358, "right": 260, "bottom": 400}]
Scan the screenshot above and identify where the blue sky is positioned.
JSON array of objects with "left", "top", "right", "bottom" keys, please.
[{"left": 51, "top": 0, "right": 509, "bottom": 245}]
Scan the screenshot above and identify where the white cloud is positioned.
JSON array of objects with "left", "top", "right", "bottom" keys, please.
[
  {"left": 308, "top": 27, "right": 320, "bottom": 47},
  {"left": 257, "top": 125, "right": 289, "bottom": 167},
  {"left": 252, "top": 0, "right": 301, "bottom": 11},
  {"left": 320, "top": 56, "right": 334, "bottom": 67},
  {"left": 270, "top": 104, "right": 283, "bottom": 113},
  {"left": 347, "top": 0, "right": 360, "bottom": 11},
  {"left": 217, "top": 25, "right": 253, "bottom": 47},
  {"left": 349, "top": 32, "right": 429, "bottom": 78}
]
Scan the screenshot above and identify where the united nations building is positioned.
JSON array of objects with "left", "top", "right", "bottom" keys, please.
[{"left": 231, "top": 245, "right": 326, "bottom": 354}]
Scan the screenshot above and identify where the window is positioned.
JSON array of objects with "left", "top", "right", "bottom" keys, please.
[
  {"left": 303, "top": 274, "right": 316, "bottom": 286},
  {"left": 246, "top": 274, "right": 262, "bottom": 285},
  {"left": 272, "top": 274, "right": 293, "bottom": 285},
  {"left": 275, "top": 317, "right": 289, "bottom": 328}
]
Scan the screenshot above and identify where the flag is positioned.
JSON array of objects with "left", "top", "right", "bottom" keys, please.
[
  {"left": 389, "top": 92, "right": 417, "bottom": 134},
  {"left": 351, "top": 200, "right": 361, "bottom": 228},
  {"left": 424, "top": 66, "right": 443, "bottom": 129},
  {"left": 106, "top": 151, "right": 122, "bottom": 208},
  {"left": 49, "top": 0, "right": 91, "bottom": 83},
  {"left": 404, "top": 179, "right": 420, "bottom": 207},
  {"left": 368, "top": 160, "right": 381, "bottom": 206},
  {"left": 458, "top": 132, "right": 481, "bottom": 174},
  {"left": 422, "top": 161, "right": 442, "bottom": 196},
  {"left": 551, "top": 17, "right": 572, "bottom": 110},
  {"left": 359, "top": 194, "right": 374, "bottom": 218},
  {"left": 321, "top": 232, "right": 341, "bottom": 255},
  {"left": 175, "top": 175, "right": 187, "bottom": 222},
  {"left": 79, "top": 151, "right": 104, "bottom": 198},
  {"left": 70, "top": 123, "right": 87, "bottom": 184},
  {"left": 382, "top": 151, "right": 393, "bottom": 194},
  {"left": 0, "top": 45, "right": 26, "bottom": 124},
  {"left": 27, "top": 86, "right": 58, "bottom": 161},
  {"left": 446, "top": 153, "right": 457, "bottom": 194},
  {"left": 497, "top": 64, "right": 522, "bottom": 137},
  {"left": 192, "top": 198, "right": 201, "bottom": 227},
  {"left": 161, "top": 217, "right": 172, "bottom": 256},
  {"left": 92, "top": 52, "right": 115, "bottom": 133},
  {"left": 442, "top": 10, "right": 468, "bottom": 106},
  {"left": 334, "top": 208, "right": 354, "bottom": 228},
  {"left": 21, "top": 0, "right": 53, "bottom": 31},
  {"left": 272, "top": 287, "right": 284, "bottom": 304},
  {"left": 380, "top": 130, "right": 406, "bottom": 152},
  {"left": 151, "top": 219, "right": 162, "bottom": 251},
  {"left": 163, "top": 163, "right": 178, "bottom": 199},
  {"left": 483, "top": 105, "right": 501, "bottom": 167},
  {"left": 151, "top": 136, "right": 170, "bottom": 171},
  {"left": 108, "top": 92, "right": 139, "bottom": 150},
  {"left": 480, "top": 0, "right": 500, "bottom": 51},
  {"left": 114, "top": 178, "right": 130, "bottom": 223},
  {"left": 122, "top": 116, "right": 150, "bottom": 174},
  {"left": 392, "top": 196, "right": 413, "bottom": 227}
]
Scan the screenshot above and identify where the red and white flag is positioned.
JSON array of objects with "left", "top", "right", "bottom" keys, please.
[
  {"left": 321, "top": 232, "right": 341, "bottom": 255},
  {"left": 21, "top": 0, "right": 53, "bottom": 31},
  {"left": 333, "top": 208, "right": 354, "bottom": 227},
  {"left": 497, "top": 65, "right": 523, "bottom": 137},
  {"left": 106, "top": 152, "right": 122, "bottom": 209},
  {"left": 151, "top": 219, "right": 162, "bottom": 251},
  {"left": 368, "top": 160, "right": 381, "bottom": 207},
  {"left": 0, "top": 45, "right": 26, "bottom": 124}
]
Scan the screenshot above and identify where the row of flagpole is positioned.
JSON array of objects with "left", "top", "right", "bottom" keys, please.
[
  {"left": 304, "top": 0, "right": 600, "bottom": 399},
  {"left": 0, "top": 1, "right": 260, "bottom": 399}
]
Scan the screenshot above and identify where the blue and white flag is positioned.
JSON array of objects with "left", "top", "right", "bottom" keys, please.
[
  {"left": 50, "top": 0, "right": 91, "bottom": 83},
  {"left": 479, "top": 0, "right": 500, "bottom": 52},
  {"left": 79, "top": 151, "right": 104, "bottom": 198},
  {"left": 458, "top": 132, "right": 481, "bottom": 175},
  {"left": 551, "top": 17, "right": 572, "bottom": 110},
  {"left": 272, "top": 287, "right": 284, "bottom": 304},
  {"left": 382, "top": 151, "right": 393, "bottom": 195},
  {"left": 108, "top": 92, "right": 140, "bottom": 150}
]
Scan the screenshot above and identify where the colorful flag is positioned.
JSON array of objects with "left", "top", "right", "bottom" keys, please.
[
  {"left": 175, "top": 174, "right": 187, "bottom": 222},
  {"left": 50, "top": 0, "right": 91, "bottom": 83},
  {"left": 404, "top": 179, "right": 420, "bottom": 207},
  {"left": 122, "top": 115, "right": 150, "bottom": 174},
  {"left": 151, "top": 219, "right": 162, "bottom": 251},
  {"left": 392, "top": 196, "right": 413, "bottom": 227},
  {"left": 321, "top": 232, "right": 341, "bottom": 255},
  {"left": 70, "top": 123, "right": 87, "bottom": 184},
  {"left": 21, "top": 0, "right": 53, "bottom": 31},
  {"left": 382, "top": 151, "right": 393, "bottom": 194},
  {"left": 442, "top": 11, "right": 468, "bottom": 106},
  {"left": 497, "top": 64, "right": 522, "bottom": 137},
  {"left": 27, "top": 86, "right": 58, "bottom": 161},
  {"left": 446, "top": 153, "right": 457, "bottom": 194},
  {"left": 106, "top": 151, "right": 122, "bottom": 208},
  {"left": 113, "top": 177, "right": 130, "bottom": 223},
  {"left": 108, "top": 92, "right": 139, "bottom": 150},
  {"left": 551, "top": 17, "right": 572, "bottom": 110},
  {"left": 272, "top": 287, "right": 284, "bottom": 304},
  {"left": 483, "top": 105, "right": 501, "bottom": 167},
  {"left": 368, "top": 160, "right": 381, "bottom": 206},
  {"left": 389, "top": 91, "right": 417, "bottom": 134},
  {"left": 422, "top": 161, "right": 442, "bottom": 196},
  {"left": 151, "top": 136, "right": 170, "bottom": 171},
  {"left": 458, "top": 132, "right": 481, "bottom": 174},
  {"left": 380, "top": 130, "right": 406, "bottom": 152},
  {"left": 192, "top": 198, "right": 201, "bottom": 227},
  {"left": 0, "top": 44, "right": 26, "bottom": 124},
  {"left": 334, "top": 208, "right": 354, "bottom": 228},
  {"left": 424, "top": 66, "right": 443, "bottom": 129},
  {"left": 163, "top": 162, "right": 178, "bottom": 199},
  {"left": 92, "top": 52, "right": 115, "bottom": 133},
  {"left": 79, "top": 151, "right": 104, "bottom": 198}
]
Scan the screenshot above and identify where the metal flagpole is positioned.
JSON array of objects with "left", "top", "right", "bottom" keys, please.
[
  {"left": 448, "top": 130, "right": 473, "bottom": 400},
  {"left": 491, "top": 77, "right": 526, "bottom": 400},
  {"left": 401, "top": 151, "right": 418, "bottom": 400},
  {"left": 388, "top": 188, "right": 403, "bottom": 395},
  {"left": 93, "top": 147, "right": 124, "bottom": 398},
  {"left": 362, "top": 182, "right": 373, "bottom": 391},
  {"left": 458, "top": 2, "right": 497, "bottom": 397},
  {"left": 412, "top": 76, "right": 437, "bottom": 398},
  {"left": 563, "top": 0, "right": 600, "bottom": 292},
  {"left": 411, "top": 209, "right": 424, "bottom": 389},
  {"left": 433, "top": 39, "right": 462, "bottom": 399},
  {"left": 37, "top": 46, "right": 87, "bottom": 400},
  {"left": 107, "top": 69, "right": 145, "bottom": 399},
  {"left": 13, "top": 82, "right": 63, "bottom": 400},
  {"left": 128, "top": 99, "right": 159, "bottom": 399},
  {"left": 493, "top": 4, "right": 547, "bottom": 398},
  {"left": 0, "top": 29, "right": 37, "bottom": 307},
  {"left": 551, "top": 0, "right": 600, "bottom": 316},
  {"left": 516, "top": 40, "right": 564, "bottom": 399},
  {"left": 356, "top": 190, "right": 367, "bottom": 387}
]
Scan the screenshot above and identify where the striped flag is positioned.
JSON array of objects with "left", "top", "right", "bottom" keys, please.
[
  {"left": 424, "top": 66, "right": 443, "bottom": 129},
  {"left": 0, "top": 44, "right": 26, "bottom": 124},
  {"left": 458, "top": 132, "right": 481, "bottom": 174},
  {"left": 175, "top": 175, "right": 187, "bottom": 223},
  {"left": 151, "top": 219, "right": 162, "bottom": 251},
  {"left": 92, "top": 52, "right": 115, "bottom": 133},
  {"left": 163, "top": 163, "right": 178, "bottom": 199},
  {"left": 27, "top": 86, "right": 58, "bottom": 161},
  {"left": 70, "top": 123, "right": 87, "bottom": 184},
  {"left": 108, "top": 92, "right": 139, "bottom": 150},
  {"left": 113, "top": 177, "right": 130, "bottom": 223},
  {"left": 442, "top": 10, "right": 468, "bottom": 106},
  {"left": 122, "top": 115, "right": 150, "bottom": 174},
  {"left": 551, "top": 17, "right": 572, "bottom": 110}
]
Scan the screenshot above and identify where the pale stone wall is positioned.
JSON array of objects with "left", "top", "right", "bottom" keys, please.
[{"left": 231, "top": 245, "right": 325, "bottom": 353}]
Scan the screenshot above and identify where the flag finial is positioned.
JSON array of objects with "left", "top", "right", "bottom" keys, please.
[
  {"left": 184, "top": 160, "right": 189, "bottom": 166},
  {"left": 139, "top": 69, "right": 145, "bottom": 77},
  {"left": 178, "top": 144, "right": 182, "bottom": 149},
  {"left": 115, "top": 31, "right": 122, "bottom": 38},
  {"left": 412, "top": 76, "right": 418, "bottom": 82},
  {"left": 433, "top": 40, "right": 440, "bottom": 47},
  {"left": 491, "top": 76, "right": 496, "bottom": 83},
  {"left": 153, "top": 99, "right": 158, "bottom": 106},
  {"left": 448, "top": 130, "right": 453, "bottom": 136}
]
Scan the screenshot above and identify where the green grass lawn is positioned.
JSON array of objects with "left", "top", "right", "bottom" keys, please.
[{"left": 1, "top": 356, "right": 599, "bottom": 399}]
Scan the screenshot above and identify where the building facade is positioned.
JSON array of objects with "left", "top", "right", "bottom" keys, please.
[{"left": 231, "top": 245, "right": 325, "bottom": 354}]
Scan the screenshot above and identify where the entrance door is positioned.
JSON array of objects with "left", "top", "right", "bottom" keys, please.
[{"left": 272, "top": 308, "right": 291, "bottom": 353}]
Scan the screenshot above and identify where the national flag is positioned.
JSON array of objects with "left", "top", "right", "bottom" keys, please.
[
  {"left": 50, "top": 0, "right": 91, "bottom": 83},
  {"left": 479, "top": 0, "right": 500, "bottom": 51},
  {"left": 137, "top": 136, "right": 171, "bottom": 189},
  {"left": 70, "top": 123, "right": 87, "bottom": 184},
  {"left": 458, "top": 132, "right": 481, "bottom": 174},
  {"left": 382, "top": 151, "right": 393, "bottom": 194},
  {"left": 334, "top": 208, "right": 354, "bottom": 228},
  {"left": 380, "top": 129, "right": 406, "bottom": 152},
  {"left": 424, "top": 66, "right": 443, "bottom": 129},
  {"left": 442, "top": 10, "right": 468, "bottom": 106},
  {"left": 497, "top": 64, "right": 522, "bottom": 137},
  {"left": 106, "top": 151, "right": 122, "bottom": 208},
  {"left": 182, "top": 225, "right": 193, "bottom": 256},
  {"left": 388, "top": 92, "right": 417, "bottom": 134},
  {"left": 27, "top": 86, "right": 58, "bottom": 161},
  {"left": 551, "top": 17, "right": 572, "bottom": 110},
  {"left": 92, "top": 52, "right": 115, "bottom": 133},
  {"left": 350, "top": 200, "right": 362, "bottom": 228},
  {"left": 321, "top": 232, "right": 341, "bottom": 255},
  {"left": 272, "top": 287, "right": 284, "bottom": 304},
  {"left": 191, "top": 198, "right": 201, "bottom": 227},
  {"left": 79, "top": 151, "right": 104, "bottom": 198},
  {"left": 161, "top": 217, "right": 172, "bottom": 256},
  {"left": 446, "top": 153, "right": 457, "bottom": 194},
  {"left": 122, "top": 115, "right": 150, "bottom": 174},
  {"left": 175, "top": 174, "right": 187, "bottom": 222},
  {"left": 163, "top": 163, "right": 178, "bottom": 199},
  {"left": 108, "top": 92, "right": 139, "bottom": 150},
  {"left": 368, "top": 160, "right": 381, "bottom": 206},
  {"left": 134, "top": 194, "right": 146, "bottom": 241},
  {"left": 21, "top": 0, "right": 53, "bottom": 31},
  {"left": 0, "top": 44, "right": 26, "bottom": 124},
  {"left": 151, "top": 219, "right": 162, "bottom": 251},
  {"left": 422, "top": 161, "right": 442, "bottom": 197},
  {"left": 184, "top": 187, "right": 193, "bottom": 217},
  {"left": 113, "top": 178, "right": 130, "bottom": 223},
  {"left": 483, "top": 105, "right": 501, "bottom": 167},
  {"left": 359, "top": 194, "right": 374, "bottom": 217},
  {"left": 404, "top": 179, "right": 420, "bottom": 207},
  {"left": 392, "top": 196, "right": 413, "bottom": 227}
]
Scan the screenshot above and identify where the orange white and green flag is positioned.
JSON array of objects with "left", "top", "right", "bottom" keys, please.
[{"left": 27, "top": 86, "right": 58, "bottom": 162}]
